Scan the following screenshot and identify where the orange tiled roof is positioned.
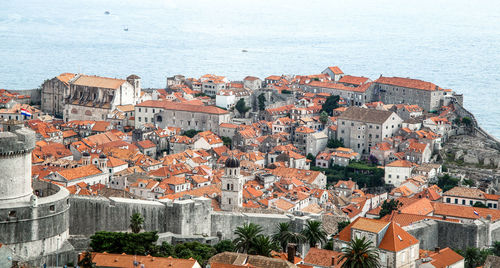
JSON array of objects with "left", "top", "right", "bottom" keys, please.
[
  {"left": 420, "top": 248, "right": 464, "bottom": 268},
  {"left": 386, "top": 159, "right": 415, "bottom": 168},
  {"left": 378, "top": 222, "right": 419, "bottom": 252},
  {"left": 72, "top": 75, "right": 126, "bottom": 90},
  {"left": 86, "top": 252, "right": 198, "bottom": 268},
  {"left": 327, "top": 66, "right": 343, "bottom": 75},
  {"left": 57, "top": 165, "right": 102, "bottom": 181},
  {"left": 303, "top": 247, "right": 345, "bottom": 267},
  {"left": 339, "top": 75, "right": 369, "bottom": 86},
  {"left": 375, "top": 76, "right": 440, "bottom": 91},
  {"left": 137, "top": 100, "right": 228, "bottom": 115}
]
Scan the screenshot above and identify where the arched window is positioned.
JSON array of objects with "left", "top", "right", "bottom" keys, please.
[
  {"left": 85, "top": 110, "right": 92, "bottom": 116},
  {"left": 71, "top": 108, "right": 78, "bottom": 114},
  {"left": 156, "top": 115, "right": 162, "bottom": 122}
]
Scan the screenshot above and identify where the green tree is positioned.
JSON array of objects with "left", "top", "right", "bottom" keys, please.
[
  {"left": 327, "top": 138, "right": 344, "bottom": 148},
  {"left": 258, "top": 94, "right": 266, "bottom": 111},
  {"left": 272, "top": 222, "right": 305, "bottom": 252},
  {"left": 379, "top": 200, "right": 402, "bottom": 218},
  {"left": 462, "top": 117, "right": 473, "bottom": 126},
  {"left": 173, "top": 241, "right": 216, "bottom": 266},
  {"left": 130, "top": 212, "right": 144, "bottom": 233},
  {"left": 233, "top": 223, "right": 263, "bottom": 253},
  {"left": 339, "top": 236, "right": 380, "bottom": 268},
  {"left": 183, "top": 129, "right": 201, "bottom": 138},
  {"left": 321, "top": 95, "right": 340, "bottom": 116},
  {"left": 319, "top": 111, "right": 329, "bottom": 126},
  {"left": 249, "top": 235, "right": 278, "bottom": 257},
  {"left": 307, "top": 153, "right": 316, "bottom": 165},
  {"left": 215, "top": 240, "right": 236, "bottom": 253},
  {"left": 90, "top": 231, "right": 159, "bottom": 255},
  {"left": 459, "top": 247, "right": 491, "bottom": 268},
  {"left": 473, "top": 202, "right": 488, "bottom": 208},
  {"left": 78, "top": 251, "right": 96, "bottom": 268},
  {"left": 337, "top": 220, "right": 350, "bottom": 234},
  {"left": 235, "top": 98, "right": 251, "bottom": 117},
  {"left": 437, "top": 174, "right": 460, "bottom": 192},
  {"left": 301, "top": 220, "right": 327, "bottom": 248},
  {"left": 463, "top": 178, "right": 475, "bottom": 187},
  {"left": 156, "top": 241, "right": 174, "bottom": 257},
  {"left": 221, "top": 136, "right": 232, "bottom": 148},
  {"left": 492, "top": 241, "right": 500, "bottom": 256}
]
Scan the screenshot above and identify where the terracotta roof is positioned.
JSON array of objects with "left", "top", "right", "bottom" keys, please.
[
  {"left": 307, "top": 81, "right": 368, "bottom": 93},
  {"left": 375, "top": 76, "right": 440, "bottom": 91},
  {"left": 137, "top": 100, "right": 228, "bottom": 114},
  {"left": 378, "top": 222, "right": 419, "bottom": 252},
  {"left": 338, "top": 106, "right": 395, "bottom": 124},
  {"left": 386, "top": 160, "right": 415, "bottom": 168},
  {"left": 443, "top": 186, "right": 486, "bottom": 199},
  {"left": 137, "top": 139, "right": 156, "bottom": 149},
  {"left": 420, "top": 248, "right": 464, "bottom": 268},
  {"left": 432, "top": 202, "right": 500, "bottom": 221},
  {"left": 91, "top": 121, "right": 110, "bottom": 132},
  {"left": 272, "top": 199, "right": 295, "bottom": 211},
  {"left": 57, "top": 165, "right": 103, "bottom": 181},
  {"left": 381, "top": 211, "right": 460, "bottom": 227},
  {"left": 56, "top": 73, "right": 76, "bottom": 85},
  {"left": 338, "top": 75, "right": 369, "bottom": 86},
  {"left": 71, "top": 75, "right": 126, "bottom": 89},
  {"left": 327, "top": 66, "right": 344, "bottom": 75},
  {"left": 85, "top": 252, "right": 199, "bottom": 268},
  {"left": 303, "top": 248, "right": 344, "bottom": 267}
]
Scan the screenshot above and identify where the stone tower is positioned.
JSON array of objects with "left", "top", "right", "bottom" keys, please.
[
  {"left": 0, "top": 120, "right": 36, "bottom": 205},
  {"left": 127, "top": 74, "right": 142, "bottom": 104},
  {"left": 0, "top": 120, "right": 71, "bottom": 265},
  {"left": 221, "top": 156, "right": 243, "bottom": 211}
]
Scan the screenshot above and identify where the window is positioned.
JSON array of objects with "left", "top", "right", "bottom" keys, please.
[
  {"left": 470, "top": 201, "right": 473, "bottom": 205},
  {"left": 462, "top": 200, "right": 465, "bottom": 205},
  {"left": 50, "top": 205, "right": 55, "bottom": 212},
  {"left": 139, "top": 108, "right": 141, "bottom": 112},
  {"left": 8, "top": 211, "right": 16, "bottom": 218},
  {"left": 446, "top": 198, "right": 451, "bottom": 203},
  {"left": 455, "top": 199, "right": 458, "bottom": 204}
]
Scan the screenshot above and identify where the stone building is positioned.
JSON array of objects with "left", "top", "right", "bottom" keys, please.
[
  {"left": 334, "top": 217, "right": 419, "bottom": 268},
  {"left": 337, "top": 107, "right": 403, "bottom": 154},
  {"left": 135, "top": 100, "right": 229, "bottom": 131},
  {"left": 64, "top": 74, "right": 141, "bottom": 122},
  {"left": 221, "top": 156, "right": 244, "bottom": 211},
  {"left": 302, "top": 81, "right": 374, "bottom": 106},
  {"left": 374, "top": 76, "right": 448, "bottom": 112},
  {"left": 243, "top": 76, "right": 263, "bottom": 91},
  {"left": 41, "top": 73, "right": 76, "bottom": 118},
  {"left": 321, "top": 66, "right": 344, "bottom": 82},
  {"left": 0, "top": 120, "right": 70, "bottom": 265}
]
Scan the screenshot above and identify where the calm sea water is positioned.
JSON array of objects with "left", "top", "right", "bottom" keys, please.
[{"left": 1, "top": 0, "right": 499, "bottom": 137}]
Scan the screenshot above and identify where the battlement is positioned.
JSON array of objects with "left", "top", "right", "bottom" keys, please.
[{"left": 0, "top": 127, "right": 36, "bottom": 155}]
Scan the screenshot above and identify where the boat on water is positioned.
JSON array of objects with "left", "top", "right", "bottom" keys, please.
[
  {"left": 241, "top": 49, "right": 248, "bottom": 52},
  {"left": 104, "top": 11, "right": 110, "bottom": 15},
  {"left": 124, "top": 26, "right": 129, "bottom": 32}
]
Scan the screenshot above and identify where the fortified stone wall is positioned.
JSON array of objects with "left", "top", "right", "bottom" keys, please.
[
  {"left": 7, "top": 88, "right": 42, "bottom": 105},
  {"left": 406, "top": 219, "right": 494, "bottom": 250},
  {"left": 68, "top": 196, "right": 168, "bottom": 236}
]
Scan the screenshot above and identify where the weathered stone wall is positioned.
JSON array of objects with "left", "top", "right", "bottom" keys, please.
[
  {"left": 68, "top": 196, "right": 168, "bottom": 235},
  {"left": 405, "top": 220, "right": 439, "bottom": 250}
]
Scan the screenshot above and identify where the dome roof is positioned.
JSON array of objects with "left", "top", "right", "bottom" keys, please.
[
  {"left": 225, "top": 156, "right": 240, "bottom": 168},
  {"left": 127, "top": 74, "right": 140, "bottom": 80}
]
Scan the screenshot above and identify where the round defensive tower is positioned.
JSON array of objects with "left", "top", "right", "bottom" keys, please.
[{"left": 0, "top": 120, "right": 71, "bottom": 265}]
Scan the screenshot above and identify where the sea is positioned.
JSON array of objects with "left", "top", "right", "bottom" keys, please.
[{"left": 1, "top": 0, "right": 499, "bottom": 137}]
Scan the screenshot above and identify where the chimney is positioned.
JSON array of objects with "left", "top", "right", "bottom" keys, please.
[
  {"left": 435, "top": 247, "right": 440, "bottom": 253},
  {"left": 287, "top": 243, "right": 296, "bottom": 264},
  {"left": 331, "top": 256, "right": 336, "bottom": 266}
]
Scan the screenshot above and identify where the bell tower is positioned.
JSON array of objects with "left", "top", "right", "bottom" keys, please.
[{"left": 221, "top": 156, "right": 243, "bottom": 211}]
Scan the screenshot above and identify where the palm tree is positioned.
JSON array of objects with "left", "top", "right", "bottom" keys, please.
[
  {"left": 339, "top": 236, "right": 380, "bottom": 268},
  {"left": 272, "top": 222, "right": 305, "bottom": 252},
  {"left": 130, "top": 212, "right": 144, "bottom": 233},
  {"left": 249, "top": 235, "right": 278, "bottom": 257},
  {"left": 233, "top": 223, "right": 263, "bottom": 253},
  {"left": 301, "top": 220, "right": 327, "bottom": 248}
]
